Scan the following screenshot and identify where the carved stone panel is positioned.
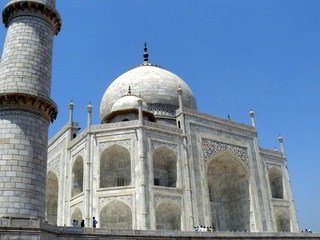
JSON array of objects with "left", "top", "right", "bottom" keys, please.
[
  {"left": 154, "top": 194, "right": 182, "bottom": 208},
  {"left": 47, "top": 154, "right": 60, "bottom": 176},
  {"left": 151, "top": 140, "right": 178, "bottom": 154},
  {"left": 98, "top": 195, "right": 133, "bottom": 209},
  {"left": 70, "top": 201, "right": 84, "bottom": 214},
  {"left": 48, "top": 139, "right": 66, "bottom": 160},
  {"left": 202, "top": 138, "right": 249, "bottom": 167},
  {"left": 99, "top": 140, "right": 131, "bottom": 153}
]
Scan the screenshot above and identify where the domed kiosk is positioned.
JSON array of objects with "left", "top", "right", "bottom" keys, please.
[
  {"left": 105, "top": 87, "right": 156, "bottom": 123},
  {"left": 100, "top": 45, "right": 196, "bottom": 124}
]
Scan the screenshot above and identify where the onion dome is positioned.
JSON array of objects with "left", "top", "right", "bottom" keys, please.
[{"left": 100, "top": 44, "right": 197, "bottom": 123}]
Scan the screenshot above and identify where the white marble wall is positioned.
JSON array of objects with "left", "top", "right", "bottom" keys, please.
[{"left": 47, "top": 108, "right": 298, "bottom": 232}]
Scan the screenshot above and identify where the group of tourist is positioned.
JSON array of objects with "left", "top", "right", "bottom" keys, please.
[
  {"left": 71, "top": 217, "right": 98, "bottom": 228},
  {"left": 302, "top": 229, "right": 313, "bottom": 233},
  {"left": 194, "top": 225, "right": 215, "bottom": 232}
]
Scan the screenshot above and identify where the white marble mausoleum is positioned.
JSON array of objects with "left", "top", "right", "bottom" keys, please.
[{"left": 46, "top": 46, "right": 299, "bottom": 233}]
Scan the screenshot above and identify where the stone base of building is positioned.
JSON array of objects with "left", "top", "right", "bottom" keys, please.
[{"left": 0, "top": 219, "right": 318, "bottom": 240}]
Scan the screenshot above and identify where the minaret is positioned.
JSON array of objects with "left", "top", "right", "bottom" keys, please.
[{"left": 0, "top": 0, "right": 61, "bottom": 220}]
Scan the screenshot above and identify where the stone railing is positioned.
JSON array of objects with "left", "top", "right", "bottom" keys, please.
[
  {"left": 183, "top": 108, "right": 255, "bottom": 132},
  {"left": 68, "top": 120, "right": 183, "bottom": 148},
  {"left": 91, "top": 120, "right": 140, "bottom": 131},
  {"left": 0, "top": 218, "right": 319, "bottom": 239},
  {"left": 259, "top": 147, "right": 284, "bottom": 157},
  {"left": 144, "top": 121, "right": 183, "bottom": 134}
]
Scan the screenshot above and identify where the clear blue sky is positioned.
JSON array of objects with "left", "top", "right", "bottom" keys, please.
[{"left": 0, "top": 0, "right": 319, "bottom": 232}]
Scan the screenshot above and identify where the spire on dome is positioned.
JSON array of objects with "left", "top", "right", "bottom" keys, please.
[{"left": 143, "top": 42, "right": 149, "bottom": 64}]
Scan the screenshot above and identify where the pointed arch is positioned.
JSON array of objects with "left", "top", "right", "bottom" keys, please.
[
  {"left": 275, "top": 208, "right": 291, "bottom": 232},
  {"left": 71, "top": 156, "right": 84, "bottom": 197},
  {"left": 268, "top": 167, "right": 283, "bottom": 199},
  {"left": 207, "top": 151, "right": 250, "bottom": 231},
  {"left": 153, "top": 145, "right": 177, "bottom": 187},
  {"left": 100, "top": 200, "right": 132, "bottom": 229},
  {"left": 46, "top": 171, "right": 59, "bottom": 225},
  {"left": 100, "top": 144, "right": 131, "bottom": 188},
  {"left": 71, "top": 207, "right": 83, "bottom": 226},
  {"left": 155, "top": 200, "right": 181, "bottom": 230}
]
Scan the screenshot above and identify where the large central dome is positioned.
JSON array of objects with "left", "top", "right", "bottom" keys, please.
[{"left": 100, "top": 63, "right": 197, "bottom": 123}]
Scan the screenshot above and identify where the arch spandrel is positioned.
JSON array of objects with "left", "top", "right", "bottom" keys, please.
[
  {"left": 151, "top": 140, "right": 178, "bottom": 155},
  {"left": 202, "top": 138, "right": 250, "bottom": 170},
  {"left": 47, "top": 155, "right": 61, "bottom": 177},
  {"left": 154, "top": 195, "right": 182, "bottom": 209},
  {"left": 98, "top": 195, "right": 133, "bottom": 210},
  {"left": 206, "top": 150, "right": 250, "bottom": 178},
  {"left": 99, "top": 140, "right": 131, "bottom": 155}
]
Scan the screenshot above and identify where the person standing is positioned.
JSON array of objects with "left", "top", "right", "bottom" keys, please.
[
  {"left": 72, "top": 219, "right": 77, "bottom": 227},
  {"left": 93, "top": 217, "right": 98, "bottom": 228},
  {"left": 81, "top": 220, "right": 85, "bottom": 228}
]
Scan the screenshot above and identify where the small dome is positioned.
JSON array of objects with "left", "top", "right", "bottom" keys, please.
[
  {"left": 111, "top": 95, "right": 148, "bottom": 113},
  {"left": 100, "top": 64, "right": 197, "bottom": 122}
]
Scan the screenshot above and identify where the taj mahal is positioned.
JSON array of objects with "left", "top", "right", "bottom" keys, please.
[{"left": 0, "top": 0, "right": 302, "bottom": 238}]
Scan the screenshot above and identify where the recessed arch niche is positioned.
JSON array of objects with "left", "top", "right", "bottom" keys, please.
[
  {"left": 46, "top": 171, "right": 59, "bottom": 225},
  {"left": 100, "top": 145, "right": 131, "bottom": 188},
  {"left": 268, "top": 167, "right": 284, "bottom": 199},
  {"left": 71, "top": 207, "right": 83, "bottom": 225},
  {"left": 207, "top": 152, "right": 250, "bottom": 231},
  {"left": 100, "top": 200, "right": 132, "bottom": 229},
  {"left": 153, "top": 146, "right": 177, "bottom": 187},
  {"left": 71, "top": 156, "right": 84, "bottom": 197},
  {"left": 155, "top": 200, "right": 181, "bottom": 230},
  {"left": 275, "top": 208, "right": 291, "bottom": 232}
]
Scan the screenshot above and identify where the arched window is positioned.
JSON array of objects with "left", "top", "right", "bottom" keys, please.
[
  {"left": 100, "top": 200, "right": 132, "bottom": 229},
  {"left": 207, "top": 152, "right": 250, "bottom": 231},
  {"left": 71, "top": 156, "right": 84, "bottom": 197},
  {"left": 71, "top": 208, "right": 82, "bottom": 226},
  {"left": 269, "top": 167, "right": 283, "bottom": 199},
  {"left": 275, "top": 208, "right": 291, "bottom": 232},
  {"left": 100, "top": 145, "right": 131, "bottom": 188},
  {"left": 46, "top": 171, "right": 59, "bottom": 225},
  {"left": 156, "top": 200, "right": 181, "bottom": 230},
  {"left": 153, "top": 146, "right": 177, "bottom": 187}
]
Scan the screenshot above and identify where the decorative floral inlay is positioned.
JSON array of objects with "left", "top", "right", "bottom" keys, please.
[
  {"left": 48, "top": 139, "right": 65, "bottom": 160},
  {"left": 98, "top": 195, "right": 133, "bottom": 209},
  {"left": 47, "top": 154, "right": 60, "bottom": 175},
  {"left": 144, "top": 121, "right": 183, "bottom": 134},
  {"left": 154, "top": 194, "right": 182, "bottom": 208},
  {"left": 70, "top": 201, "right": 84, "bottom": 213},
  {"left": 92, "top": 120, "right": 140, "bottom": 131},
  {"left": 99, "top": 140, "right": 131, "bottom": 153},
  {"left": 72, "top": 150, "right": 85, "bottom": 164},
  {"left": 151, "top": 140, "right": 178, "bottom": 154},
  {"left": 202, "top": 138, "right": 249, "bottom": 167}
]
